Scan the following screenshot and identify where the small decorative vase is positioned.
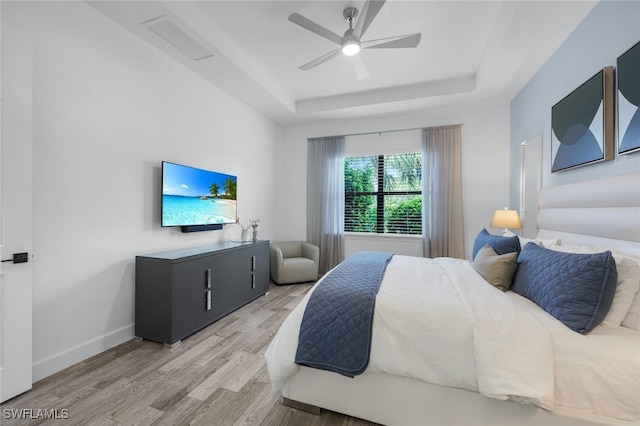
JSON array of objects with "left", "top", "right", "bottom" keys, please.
[
  {"left": 252, "top": 226, "right": 258, "bottom": 243},
  {"left": 241, "top": 228, "right": 251, "bottom": 242}
]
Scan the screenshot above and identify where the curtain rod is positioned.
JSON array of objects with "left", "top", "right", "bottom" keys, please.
[{"left": 308, "top": 123, "right": 464, "bottom": 141}]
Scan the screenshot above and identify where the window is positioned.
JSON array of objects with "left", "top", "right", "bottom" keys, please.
[{"left": 344, "top": 153, "right": 422, "bottom": 235}]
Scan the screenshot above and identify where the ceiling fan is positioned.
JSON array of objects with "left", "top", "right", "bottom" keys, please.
[{"left": 288, "top": 0, "right": 421, "bottom": 80}]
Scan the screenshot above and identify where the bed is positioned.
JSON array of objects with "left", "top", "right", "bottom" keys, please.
[{"left": 265, "top": 172, "right": 640, "bottom": 426}]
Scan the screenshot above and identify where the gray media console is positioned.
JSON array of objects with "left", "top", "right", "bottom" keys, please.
[{"left": 135, "top": 240, "right": 270, "bottom": 345}]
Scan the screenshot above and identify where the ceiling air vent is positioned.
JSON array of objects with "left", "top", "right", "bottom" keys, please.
[{"left": 143, "top": 16, "right": 214, "bottom": 61}]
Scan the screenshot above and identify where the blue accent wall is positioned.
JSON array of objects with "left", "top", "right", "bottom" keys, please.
[{"left": 510, "top": 1, "right": 640, "bottom": 206}]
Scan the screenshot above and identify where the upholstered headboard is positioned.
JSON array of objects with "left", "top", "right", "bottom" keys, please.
[{"left": 536, "top": 172, "right": 640, "bottom": 257}]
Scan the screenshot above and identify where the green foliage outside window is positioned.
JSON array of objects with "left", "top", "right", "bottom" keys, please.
[
  {"left": 345, "top": 153, "right": 422, "bottom": 235},
  {"left": 386, "top": 196, "right": 422, "bottom": 234},
  {"left": 344, "top": 157, "right": 376, "bottom": 232}
]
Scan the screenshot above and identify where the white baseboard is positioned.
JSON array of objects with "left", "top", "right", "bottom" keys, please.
[{"left": 32, "top": 323, "right": 134, "bottom": 382}]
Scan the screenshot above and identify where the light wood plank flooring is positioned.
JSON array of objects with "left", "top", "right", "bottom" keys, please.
[{"left": 1, "top": 283, "right": 378, "bottom": 426}]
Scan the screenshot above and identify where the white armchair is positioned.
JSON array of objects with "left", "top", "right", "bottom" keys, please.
[{"left": 270, "top": 241, "right": 320, "bottom": 285}]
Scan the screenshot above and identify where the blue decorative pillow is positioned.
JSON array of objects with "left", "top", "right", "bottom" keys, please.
[
  {"left": 511, "top": 243, "right": 617, "bottom": 334},
  {"left": 472, "top": 229, "right": 521, "bottom": 260}
]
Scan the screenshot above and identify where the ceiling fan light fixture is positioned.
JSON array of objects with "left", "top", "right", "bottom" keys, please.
[
  {"left": 290, "top": 1, "right": 422, "bottom": 72},
  {"left": 342, "top": 40, "right": 361, "bottom": 56}
]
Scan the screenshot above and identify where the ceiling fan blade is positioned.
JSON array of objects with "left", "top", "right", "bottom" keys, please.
[
  {"left": 351, "top": 55, "right": 370, "bottom": 80},
  {"left": 362, "top": 33, "right": 422, "bottom": 49},
  {"left": 288, "top": 13, "right": 343, "bottom": 46},
  {"left": 353, "top": 0, "right": 386, "bottom": 39},
  {"left": 299, "top": 48, "right": 342, "bottom": 70}
]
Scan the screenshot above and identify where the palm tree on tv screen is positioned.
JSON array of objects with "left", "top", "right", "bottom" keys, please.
[
  {"left": 224, "top": 178, "right": 237, "bottom": 200},
  {"left": 209, "top": 182, "right": 220, "bottom": 198}
]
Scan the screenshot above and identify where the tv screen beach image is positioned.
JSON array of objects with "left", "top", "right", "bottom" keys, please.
[{"left": 162, "top": 162, "right": 237, "bottom": 227}]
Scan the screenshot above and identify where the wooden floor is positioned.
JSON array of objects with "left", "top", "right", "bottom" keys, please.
[{"left": 1, "top": 283, "right": 378, "bottom": 426}]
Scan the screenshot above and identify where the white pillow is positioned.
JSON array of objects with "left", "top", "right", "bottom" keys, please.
[
  {"left": 600, "top": 255, "right": 640, "bottom": 328},
  {"left": 544, "top": 244, "right": 599, "bottom": 254},
  {"left": 518, "top": 237, "right": 560, "bottom": 249},
  {"left": 622, "top": 290, "right": 640, "bottom": 330},
  {"left": 597, "top": 249, "right": 640, "bottom": 330},
  {"left": 546, "top": 245, "right": 640, "bottom": 328}
]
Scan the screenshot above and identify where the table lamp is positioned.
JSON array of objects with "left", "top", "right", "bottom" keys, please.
[{"left": 491, "top": 208, "right": 522, "bottom": 236}]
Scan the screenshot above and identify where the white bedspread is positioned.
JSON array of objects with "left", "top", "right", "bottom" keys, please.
[
  {"left": 508, "top": 292, "right": 640, "bottom": 421},
  {"left": 265, "top": 255, "right": 555, "bottom": 411}
]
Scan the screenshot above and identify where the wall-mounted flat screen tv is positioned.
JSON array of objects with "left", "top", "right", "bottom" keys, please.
[{"left": 161, "top": 161, "right": 237, "bottom": 227}]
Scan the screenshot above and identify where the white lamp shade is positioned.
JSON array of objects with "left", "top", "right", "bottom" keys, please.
[{"left": 491, "top": 209, "right": 522, "bottom": 229}]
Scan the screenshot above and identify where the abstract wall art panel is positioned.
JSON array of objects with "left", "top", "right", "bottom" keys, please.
[
  {"left": 551, "top": 67, "right": 614, "bottom": 172},
  {"left": 617, "top": 41, "right": 640, "bottom": 155}
]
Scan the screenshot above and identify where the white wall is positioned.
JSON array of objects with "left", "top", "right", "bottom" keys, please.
[
  {"left": 278, "top": 103, "right": 511, "bottom": 260},
  {"left": 510, "top": 1, "right": 640, "bottom": 206},
  {"left": 2, "top": 1, "right": 281, "bottom": 381}
]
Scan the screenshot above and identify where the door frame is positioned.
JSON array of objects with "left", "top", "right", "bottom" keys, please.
[{"left": 519, "top": 134, "right": 543, "bottom": 238}]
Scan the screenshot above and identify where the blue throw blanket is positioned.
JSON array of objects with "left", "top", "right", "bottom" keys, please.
[{"left": 294, "top": 251, "right": 394, "bottom": 377}]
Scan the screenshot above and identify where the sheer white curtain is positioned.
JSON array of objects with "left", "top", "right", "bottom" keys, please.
[
  {"left": 307, "top": 136, "right": 345, "bottom": 274},
  {"left": 422, "top": 125, "right": 465, "bottom": 258}
]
